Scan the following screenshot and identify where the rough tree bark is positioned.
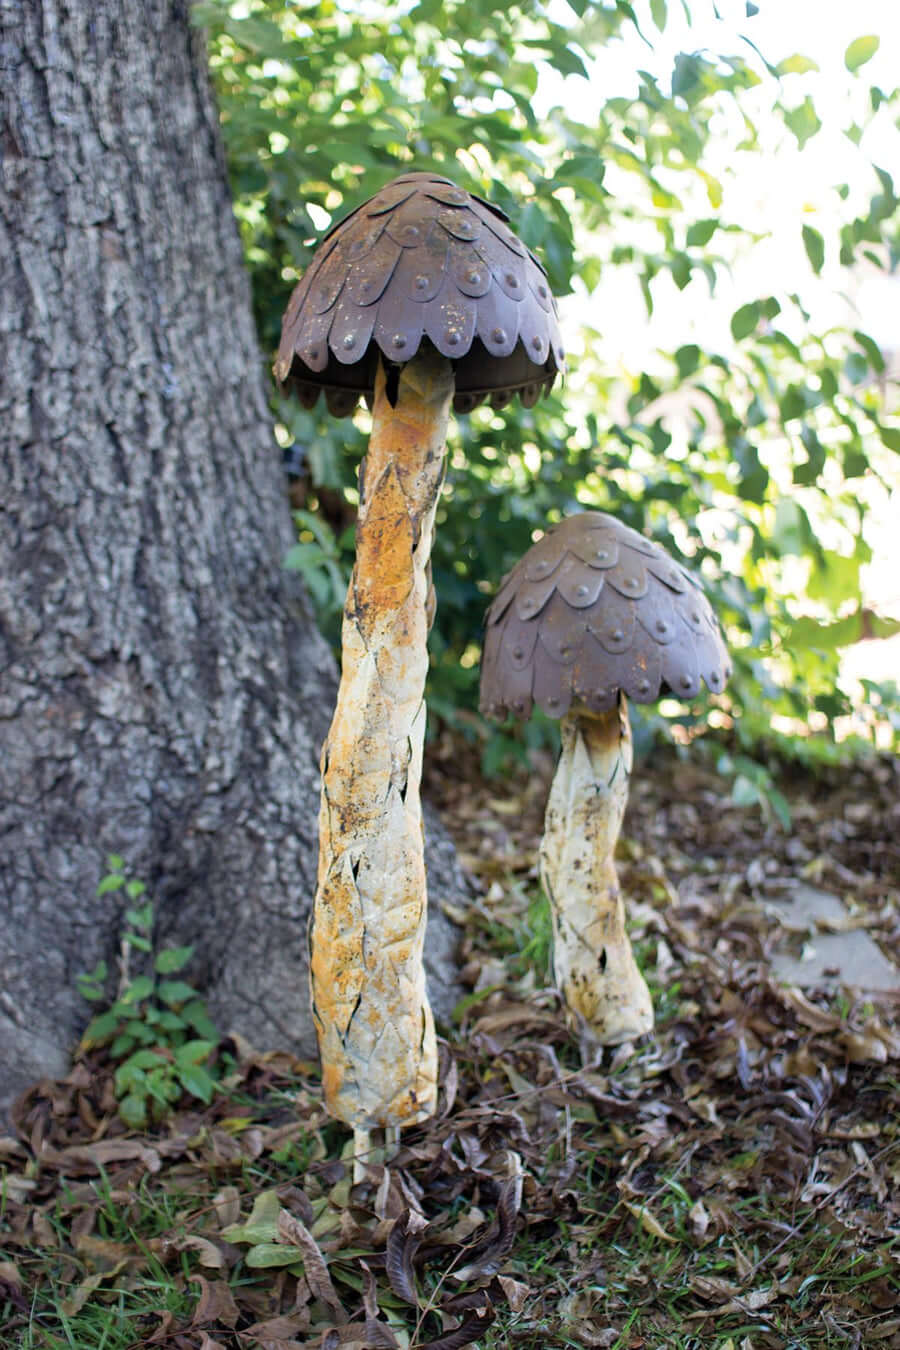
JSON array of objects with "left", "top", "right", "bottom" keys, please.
[{"left": 0, "top": 0, "right": 463, "bottom": 1118}]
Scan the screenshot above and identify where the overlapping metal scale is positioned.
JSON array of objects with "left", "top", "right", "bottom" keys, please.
[
  {"left": 479, "top": 512, "right": 732, "bottom": 720},
  {"left": 273, "top": 171, "right": 565, "bottom": 416}
]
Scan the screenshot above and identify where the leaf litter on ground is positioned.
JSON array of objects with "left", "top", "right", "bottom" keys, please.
[{"left": 2, "top": 738, "right": 899, "bottom": 1348}]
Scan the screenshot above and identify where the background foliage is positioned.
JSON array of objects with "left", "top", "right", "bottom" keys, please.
[{"left": 194, "top": 0, "right": 900, "bottom": 768}]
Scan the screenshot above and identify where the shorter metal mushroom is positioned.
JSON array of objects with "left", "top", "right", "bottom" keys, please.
[{"left": 479, "top": 512, "right": 731, "bottom": 1044}]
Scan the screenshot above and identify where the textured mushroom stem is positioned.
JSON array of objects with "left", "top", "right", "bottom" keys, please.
[
  {"left": 539, "top": 700, "right": 653, "bottom": 1044},
  {"left": 311, "top": 348, "right": 453, "bottom": 1134}
]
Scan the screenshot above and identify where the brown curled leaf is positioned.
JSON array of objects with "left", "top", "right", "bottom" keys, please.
[
  {"left": 243, "top": 1313, "right": 311, "bottom": 1342},
  {"left": 189, "top": 1275, "right": 240, "bottom": 1329},
  {"left": 440, "top": 1290, "right": 494, "bottom": 1314},
  {"left": 451, "top": 1174, "right": 521, "bottom": 1282},
  {"left": 276, "top": 1209, "right": 347, "bottom": 1322},
  {"left": 419, "top": 1297, "right": 495, "bottom": 1350},
  {"left": 385, "top": 1209, "right": 424, "bottom": 1306},
  {"left": 360, "top": 1258, "right": 379, "bottom": 1320}
]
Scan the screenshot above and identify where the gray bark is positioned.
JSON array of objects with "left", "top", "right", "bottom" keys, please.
[{"left": 0, "top": 0, "right": 463, "bottom": 1119}]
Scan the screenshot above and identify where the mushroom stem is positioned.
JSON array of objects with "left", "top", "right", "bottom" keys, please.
[
  {"left": 311, "top": 348, "right": 454, "bottom": 1134},
  {"left": 353, "top": 1129, "right": 370, "bottom": 1184},
  {"left": 539, "top": 698, "right": 653, "bottom": 1044}
]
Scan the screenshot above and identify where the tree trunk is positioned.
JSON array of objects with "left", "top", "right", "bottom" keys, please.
[{"left": 0, "top": 0, "right": 463, "bottom": 1119}]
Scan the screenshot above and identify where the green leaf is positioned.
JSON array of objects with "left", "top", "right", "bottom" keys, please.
[
  {"left": 222, "top": 1190, "right": 282, "bottom": 1245},
  {"left": 245, "top": 1243, "right": 305, "bottom": 1269},
  {"left": 791, "top": 611, "right": 900, "bottom": 651},
  {"left": 853, "top": 330, "right": 885, "bottom": 373},
  {"left": 144, "top": 1068, "right": 176, "bottom": 1106},
  {"left": 784, "top": 97, "right": 821, "bottom": 148},
  {"left": 730, "top": 302, "right": 759, "bottom": 341},
  {"left": 773, "top": 499, "right": 812, "bottom": 557},
  {"left": 125, "top": 879, "right": 146, "bottom": 899},
  {"left": 126, "top": 902, "right": 154, "bottom": 932},
  {"left": 174, "top": 1039, "right": 215, "bottom": 1067},
  {"left": 125, "top": 1018, "right": 158, "bottom": 1044},
  {"left": 157, "top": 980, "right": 198, "bottom": 1007},
  {"left": 114, "top": 1062, "right": 146, "bottom": 1094},
  {"left": 154, "top": 945, "right": 195, "bottom": 974},
  {"left": 807, "top": 550, "right": 860, "bottom": 606},
  {"left": 79, "top": 960, "right": 108, "bottom": 984},
  {"left": 123, "top": 1048, "right": 170, "bottom": 1072},
  {"left": 844, "top": 35, "right": 879, "bottom": 72},
  {"left": 879, "top": 425, "right": 900, "bottom": 453},
  {"left": 76, "top": 961, "right": 108, "bottom": 999},
  {"left": 119, "top": 1093, "right": 148, "bottom": 1129},
  {"left": 672, "top": 53, "right": 702, "bottom": 100},
  {"left": 766, "top": 789, "right": 792, "bottom": 831},
  {"left": 686, "top": 218, "right": 717, "bottom": 248},
  {"left": 842, "top": 446, "right": 868, "bottom": 478},
  {"left": 669, "top": 252, "right": 690, "bottom": 290},
  {"left": 97, "top": 874, "right": 126, "bottom": 895},
  {"left": 779, "top": 385, "right": 807, "bottom": 423},
  {"left": 675, "top": 344, "right": 701, "bottom": 378},
  {"left": 181, "top": 1000, "right": 219, "bottom": 1039},
  {"left": 81, "top": 1010, "right": 122, "bottom": 1047},
  {"left": 120, "top": 976, "right": 154, "bottom": 1005},
  {"left": 77, "top": 983, "right": 106, "bottom": 1002},
  {"left": 650, "top": 0, "right": 666, "bottom": 29},
  {"left": 801, "top": 224, "right": 824, "bottom": 275},
  {"left": 177, "top": 1064, "right": 216, "bottom": 1104},
  {"left": 517, "top": 200, "right": 547, "bottom": 250},
  {"left": 776, "top": 54, "right": 819, "bottom": 76},
  {"left": 843, "top": 351, "right": 868, "bottom": 385},
  {"left": 731, "top": 775, "right": 760, "bottom": 809},
  {"left": 793, "top": 426, "right": 826, "bottom": 484},
  {"left": 109, "top": 1034, "right": 137, "bottom": 1058}
]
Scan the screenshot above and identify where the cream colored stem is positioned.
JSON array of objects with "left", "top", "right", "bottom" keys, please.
[
  {"left": 310, "top": 349, "right": 453, "bottom": 1132},
  {"left": 539, "top": 700, "right": 653, "bottom": 1044},
  {"left": 353, "top": 1128, "right": 371, "bottom": 1185}
]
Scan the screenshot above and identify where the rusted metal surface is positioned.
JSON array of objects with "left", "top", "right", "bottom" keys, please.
[
  {"left": 274, "top": 171, "right": 565, "bottom": 416},
  {"left": 481, "top": 513, "right": 731, "bottom": 1044},
  {"left": 310, "top": 348, "right": 453, "bottom": 1130},
  {"left": 480, "top": 512, "right": 731, "bottom": 721},
  {"left": 540, "top": 703, "right": 653, "bottom": 1044}
]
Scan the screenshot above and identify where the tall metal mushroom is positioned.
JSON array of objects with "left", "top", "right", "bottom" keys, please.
[
  {"left": 274, "top": 172, "right": 564, "bottom": 1166},
  {"left": 480, "top": 512, "right": 731, "bottom": 1044}
]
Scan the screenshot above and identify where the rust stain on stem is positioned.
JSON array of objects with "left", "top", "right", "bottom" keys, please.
[
  {"left": 540, "top": 698, "right": 654, "bottom": 1044},
  {"left": 311, "top": 349, "right": 453, "bottom": 1129}
]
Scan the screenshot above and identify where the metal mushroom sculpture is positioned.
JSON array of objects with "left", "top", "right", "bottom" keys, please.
[
  {"left": 274, "top": 171, "right": 564, "bottom": 1166},
  {"left": 480, "top": 512, "right": 731, "bottom": 1044}
]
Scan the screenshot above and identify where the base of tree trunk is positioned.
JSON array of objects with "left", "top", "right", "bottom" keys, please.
[{"left": 0, "top": 0, "right": 465, "bottom": 1123}]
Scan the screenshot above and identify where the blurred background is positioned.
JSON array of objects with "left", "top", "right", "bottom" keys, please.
[{"left": 194, "top": 0, "right": 900, "bottom": 803}]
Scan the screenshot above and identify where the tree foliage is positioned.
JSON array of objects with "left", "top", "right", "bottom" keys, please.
[{"left": 194, "top": 0, "right": 900, "bottom": 763}]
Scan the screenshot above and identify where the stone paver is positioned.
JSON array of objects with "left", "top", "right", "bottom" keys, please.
[{"left": 767, "top": 882, "right": 900, "bottom": 993}]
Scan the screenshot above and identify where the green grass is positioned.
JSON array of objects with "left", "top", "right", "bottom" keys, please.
[
  {"left": 5, "top": 1055, "right": 898, "bottom": 1350},
  {"left": 5, "top": 796, "right": 899, "bottom": 1350}
]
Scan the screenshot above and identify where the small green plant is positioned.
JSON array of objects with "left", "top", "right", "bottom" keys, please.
[
  {"left": 717, "top": 751, "right": 793, "bottom": 829},
  {"left": 283, "top": 507, "right": 353, "bottom": 643},
  {"left": 77, "top": 856, "right": 220, "bottom": 1128}
]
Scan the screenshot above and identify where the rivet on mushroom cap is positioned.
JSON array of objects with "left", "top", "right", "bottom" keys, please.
[
  {"left": 480, "top": 512, "right": 731, "bottom": 721},
  {"left": 274, "top": 171, "right": 566, "bottom": 417}
]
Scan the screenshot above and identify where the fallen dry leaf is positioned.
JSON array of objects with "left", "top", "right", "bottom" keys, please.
[
  {"left": 621, "top": 1201, "right": 678, "bottom": 1244},
  {"left": 277, "top": 1208, "right": 346, "bottom": 1320},
  {"left": 190, "top": 1274, "right": 241, "bottom": 1329}
]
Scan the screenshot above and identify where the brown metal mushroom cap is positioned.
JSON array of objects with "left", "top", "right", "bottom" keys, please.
[
  {"left": 273, "top": 171, "right": 565, "bottom": 418},
  {"left": 479, "top": 512, "right": 732, "bottom": 720}
]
